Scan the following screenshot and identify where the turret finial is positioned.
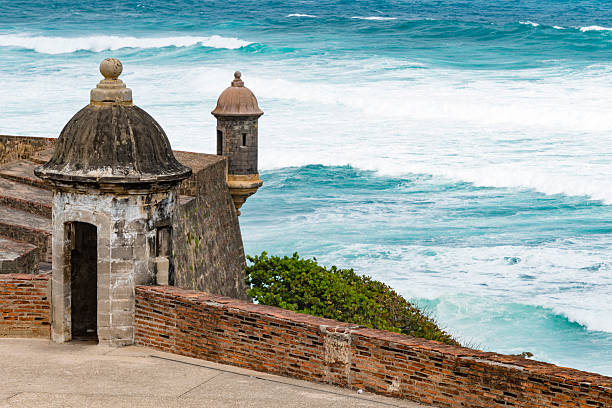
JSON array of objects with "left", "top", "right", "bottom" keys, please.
[
  {"left": 91, "top": 58, "right": 132, "bottom": 104},
  {"left": 232, "top": 71, "right": 244, "bottom": 87},
  {"left": 100, "top": 58, "right": 123, "bottom": 80}
]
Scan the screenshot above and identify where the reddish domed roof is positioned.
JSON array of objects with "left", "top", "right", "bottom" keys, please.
[{"left": 211, "top": 72, "right": 263, "bottom": 117}]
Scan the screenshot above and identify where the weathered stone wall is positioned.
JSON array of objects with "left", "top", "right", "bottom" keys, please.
[
  {"left": 51, "top": 187, "right": 179, "bottom": 345},
  {"left": 0, "top": 273, "right": 50, "bottom": 337},
  {"left": 171, "top": 152, "right": 248, "bottom": 300},
  {"left": 0, "top": 135, "right": 55, "bottom": 165},
  {"left": 135, "top": 285, "right": 612, "bottom": 408},
  {"left": 216, "top": 117, "right": 258, "bottom": 174},
  {"left": 0, "top": 136, "right": 248, "bottom": 300}
]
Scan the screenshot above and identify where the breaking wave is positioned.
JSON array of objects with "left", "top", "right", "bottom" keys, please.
[
  {"left": 516, "top": 22, "right": 612, "bottom": 32},
  {"left": 351, "top": 16, "right": 397, "bottom": 21},
  {"left": 287, "top": 13, "right": 317, "bottom": 18},
  {"left": 0, "top": 34, "right": 254, "bottom": 54},
  {"left": 579, "top": 25, "right": 612, "bottom": 32}
]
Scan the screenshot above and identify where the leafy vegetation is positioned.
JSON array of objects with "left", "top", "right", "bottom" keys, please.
[{"left": 245, "top": 252, "right": 458, "bottom": 345}]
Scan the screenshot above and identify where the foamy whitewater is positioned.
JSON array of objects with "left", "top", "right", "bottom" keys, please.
[
  {"left": 0, "top": 34, "right": 252, "bottom": 54},
  {"left": 1, "top": 0, "right": 610, "bottom": 374}
]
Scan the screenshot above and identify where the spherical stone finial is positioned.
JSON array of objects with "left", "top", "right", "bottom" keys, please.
[
  {"left": 231, "top": 71, "right": 244, "bottom": 87},
  {"left": 100, "top": 58, "right": 123, "bottom": 80},
  {"left": 91, "top": 58, "right": 132, "bottom": 104}
]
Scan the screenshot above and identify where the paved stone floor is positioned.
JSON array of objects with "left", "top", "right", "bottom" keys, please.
[{"left": 0, "top": 338, "right": 430, "bottom": 408}]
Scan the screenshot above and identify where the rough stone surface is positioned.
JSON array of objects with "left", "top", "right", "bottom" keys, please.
[
  {"left": 0, "top": 160, "right": 48, "bottom": 189},
  {"left": 172, "top": 150, "right": 223, "bottom": 196},
  {"left": 0, "top": 177, "right": 52, "bottom": 217},
  {"left": 51, "top": 188, "right": 180, "bottom": 346},
  {"left": 135, "top": 285, "right": 612, "bottom": 408},
  {"left": 0, "top": 205, "right": 52, "bottom": 263},
  {"left": 0, "top": 136, "right": 248, "bottom": 300},
  {"left": 0, "top": 338, "right": 425, "bottom": 408},
  {"left": 0, "top": 237, "right": 39, "bottom": 274},
  {"left": 29, "top": 147, "right": 55, "bottom": 164},
  {"left": 0, "top": 135, "right": 55, "bottom": 166},
  {"left": 216, "top": 117, "right": 259, "bottom": 175},
  {"left": 171, "top": 154, "right": 249, "bottom": 300},
  {"left": 35, "top": 104, "right": 191, "bottom": 184}
]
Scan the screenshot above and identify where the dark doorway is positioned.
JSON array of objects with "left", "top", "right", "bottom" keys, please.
[
  {"left": 70, "top": 222, "right": 97, "bottom": 340},
  {"left": 217, "top": 130, "right": 223, "bottom": 155}
]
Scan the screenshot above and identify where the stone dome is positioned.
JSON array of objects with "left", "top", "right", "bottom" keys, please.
[
  {"left": 211, "top": 72, "right": 263, "bottom": 117},
  {"left": 35, "top": 58, "right": 191, "bottom": 185}
]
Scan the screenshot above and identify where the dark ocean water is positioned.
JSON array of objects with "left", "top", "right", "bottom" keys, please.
[{"left": 1, "top": 0, "right": 610, "bottom": 374}]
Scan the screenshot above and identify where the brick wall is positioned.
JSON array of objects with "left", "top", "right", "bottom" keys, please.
[
  {"left": 135, "top": 285, "right": 612, "bottom": 408},
  {"left": 0, "top": 273, "right": 51, "bottom": 337}
]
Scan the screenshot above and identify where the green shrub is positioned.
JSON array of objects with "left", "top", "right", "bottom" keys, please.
[{"left": 245, "top": 252, "right": 458, "bottom": 345}]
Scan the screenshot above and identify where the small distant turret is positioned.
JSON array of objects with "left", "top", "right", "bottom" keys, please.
[{"left": 212, "top": 71, "right": 263, "bottom": 215}]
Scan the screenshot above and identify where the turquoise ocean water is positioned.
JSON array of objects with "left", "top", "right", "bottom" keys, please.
[{"left": 0, "top": 1, "right": 610, "bottom": 374}]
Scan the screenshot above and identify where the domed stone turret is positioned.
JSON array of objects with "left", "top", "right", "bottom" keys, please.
[
  {"left": 36, "top": 58, "right": 191, "bottom": 186},
  {"left": 36, "top": 59, "right": 191, "bottom": 347},
  {"left": 212, "top": 71, "right": 263, "bottom": 215},
  {"left": 212, "top": 71, "right": 264, "bottom": 117}
]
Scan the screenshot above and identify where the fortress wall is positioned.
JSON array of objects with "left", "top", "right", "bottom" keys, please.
[
  {"left": 0, "top": 135, "right": 55, "bottom": 165},
  {"left": 0, "top": 273, "right": 51, "bottom": 338},
  {"left": 135, "top": 285, "right": 612, "bottom": 408},
  {"left": 0, "top": 135, "right": 248, "bottom": 300},
  {"left": 171, "top": 152, "right": 249, "bottom": 300}
]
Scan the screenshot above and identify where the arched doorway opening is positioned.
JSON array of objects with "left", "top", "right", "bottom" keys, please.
[{"left": 69, "top": 222, "right": 98, "bottom": 341}]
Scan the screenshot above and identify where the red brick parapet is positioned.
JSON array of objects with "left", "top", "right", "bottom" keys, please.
[
  {"left": 135, "top": 285, "right": 612, "bottom": 408},
  {"left": 0, "top": 273, "right": 51, "bottom": 337}
]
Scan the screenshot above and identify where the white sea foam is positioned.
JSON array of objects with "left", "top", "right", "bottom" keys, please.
[
  {"left": 351, "top": 16, "right": 397, "bottom": 21},
  {"left": 0, "top": 34, "right": 253, "bottom": 54},
  {"left": 553, "top": 26, "right": 565, "bottom": 30},
  {"left": 519, "top": 21, "right": 539, "bottom": 27},
  {"left": 322, "top": 241, "right": 612, "bottom": 334},
  {"left": 579, "top": 25, "right": 612, "bottom": 32},
  {"left": 287, "top": 13, "right": 317, "bottom": 18},
  {"left": 2, "top": 61, "right": 612, "bottom": 205},
  {"left": 548, "top": 304, "right": 612, "bottom": 333},
  {"left": 229, "top": 67, "right": 612, "bottom": 204}
]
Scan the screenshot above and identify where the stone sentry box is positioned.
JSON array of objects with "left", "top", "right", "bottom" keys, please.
[
  {"left": 212, "top": 71, "right": 263, "bottom": 215},
  {"left": 35, "top": 58, "right": 191, "bottom": 346}
]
